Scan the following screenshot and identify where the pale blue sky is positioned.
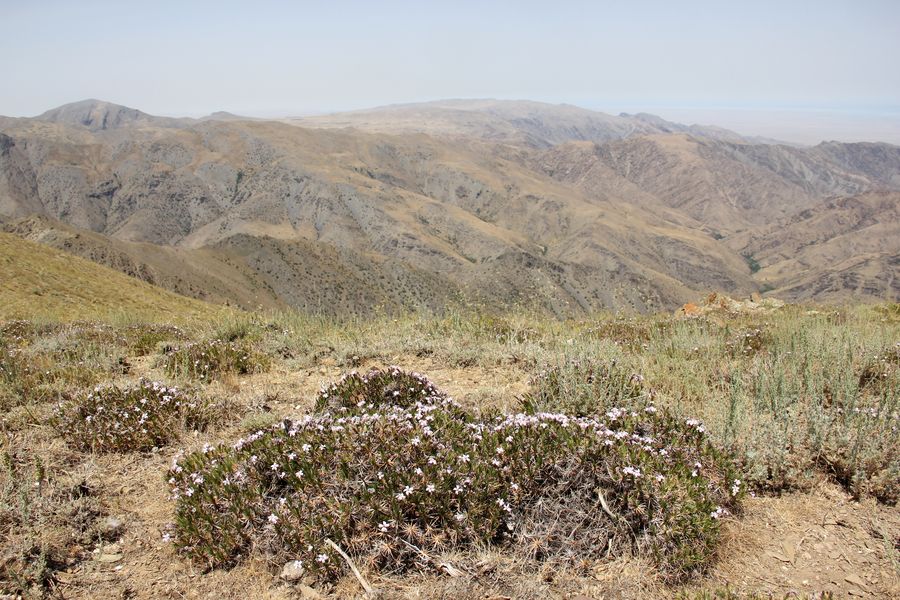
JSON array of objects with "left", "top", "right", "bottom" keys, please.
[{"left": 2, "top": 0, "right": 898, "bottom": 142}]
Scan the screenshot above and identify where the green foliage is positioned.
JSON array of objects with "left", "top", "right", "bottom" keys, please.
[
  {"left": 169, "top": 368, "right": 742, "bottom": 582},
  {"left": 0, "top": 341, "right": 104, "bottom": 409},
  {"left": 55, "top": 380, "right": 216, "bottom": 452},
  {"left": 122, "top": 323, "right": 188, "bottom": 356},
  {"left": 742, "top": 253, "right": 762, "bottom": 274}
]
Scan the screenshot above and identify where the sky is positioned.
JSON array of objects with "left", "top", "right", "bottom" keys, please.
[{"left": 2, "top": 0, "right": 899, "bottom": 144}]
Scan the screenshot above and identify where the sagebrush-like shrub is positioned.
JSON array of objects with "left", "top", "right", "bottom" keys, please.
[
  {"left": 0, "top": 344, "right": 101, "bottom": 408},
  {"left": 169, "top": 368, "right": 742, "bottom": 582},
  {"left": 812, "top": 396, "right": 899, "bottom": 504},
  {"left": 123, "top": 324, "right": 188, "bottom": 356},
  {"left": 522, "top": 359, "right": 650, "bottom": 417},
  {"left": 160, "top": 339, "right": 270, "bottom": 381},
  {"left": 725, "top": 328, "right": 769, "bottom": 358},
  {"left": 56, "top": 380, "right": 214, "bottom": 452}
]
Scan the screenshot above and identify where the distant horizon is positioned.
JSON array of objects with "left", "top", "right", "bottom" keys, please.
[
  {"left": 3, "top": 1, "right": 898, "bottom": 144},
  {"left": 7, "top": 95, "right": 900, "bottom": 147}
]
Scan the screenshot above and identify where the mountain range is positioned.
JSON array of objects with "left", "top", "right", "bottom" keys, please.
[{"left": 1, "top": 98, "right": 897, "bottom": 315}]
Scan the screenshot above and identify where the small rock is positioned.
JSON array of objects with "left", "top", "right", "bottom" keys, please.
[
  {"left": 297, "top": 584, "right": 324, "bottom": 599},
  {"left": 97, "top": 553, "right": 123, "bottom": 563},
  {"left": 98, "top": 516, "right": 125, "bottom": 540},
  {"left": 280, "top": 560, "right": 305, "bottom": 582}
]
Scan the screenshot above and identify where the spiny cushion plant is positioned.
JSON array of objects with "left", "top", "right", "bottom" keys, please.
[
  {"left": 160, "top": 338, "right": 271, "bottom": 382},
  {"left": 168, "top": 368, "right": 743, "bottom": 582},
  {"left": 56, "top": 379, "right": 213, "bottom": 452},
  {"left": 314, "top": 366, "right": 450, "bottom": 413}
]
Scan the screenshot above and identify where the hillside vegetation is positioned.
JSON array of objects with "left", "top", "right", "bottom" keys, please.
[
  {"left": 0, "top": 232, "right": 221, "bottom": 322},
  {"left": 2, "top": 298, "right": 897, "bottom": 598}
]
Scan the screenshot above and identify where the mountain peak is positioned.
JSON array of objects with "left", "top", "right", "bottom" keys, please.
[{"left": 36, "top": 99, "right": 180, "bottom": 131}]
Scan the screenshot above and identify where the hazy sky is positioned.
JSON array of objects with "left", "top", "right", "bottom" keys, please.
[{"left": 2, "top": 0, "right": 899, "bottom": 143}]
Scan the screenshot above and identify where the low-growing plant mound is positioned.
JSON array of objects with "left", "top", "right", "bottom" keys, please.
[
  {"left": 160, "top": 338, "right": 271, "bottom": 382},
  {"left": 169, "top": 368, "right": 742, "bottom": 583},
  {"left": 315, "top": 366, "right": 448, "bottom": 413},
  {"left": 56, "top": 380, "right": 214, "bottom": 452}
]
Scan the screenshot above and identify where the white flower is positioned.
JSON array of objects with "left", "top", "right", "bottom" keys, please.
[
  {"left": 622, "top": 466, "right": 642, "bottom": 478},
  {"left": 710, "top": 506, "right": 729, "bottom": 519},
  {"left": 426, "top": 484, "right": 436, "bottom": 493},
  {"left": 268, "top": 514, "right": 279, "bottom": 524},
  {"left": 286, "top": 559, "right": 303, "bottom": 572},
  {"left": 316, "top": 554, "right": 328, "bottom": 563},
  {"left": 378, "top": 521, "right": 391, "bottom": 533}
]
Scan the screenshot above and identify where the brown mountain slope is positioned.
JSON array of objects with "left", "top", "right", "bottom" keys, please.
[
  {"left": 0, "top": 112, "right": 760, "bottom": 313},
  {"left": 286, "top": 98, "right": 754, "bottom": 147},
  {"left": 729, "top": 191, "right": 900, "bottom": 301},
  {"left": 0, "top": 231, "right": 219, "bottom": 321},
  {"left": 1, "top": 99, "right": 898, "bottom": 312}
]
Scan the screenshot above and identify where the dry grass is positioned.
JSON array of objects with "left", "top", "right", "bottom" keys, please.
[
  {"left": 1, "top": 301, "right": 898, "bottom": 598},
  {"left": 0, "top": 232, "right": 223, "bottom": 323}
]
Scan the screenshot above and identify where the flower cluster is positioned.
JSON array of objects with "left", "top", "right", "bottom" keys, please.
[
  {"left": 160, "top": 338, "right": 270, "bottom": 382},
  {"left": 314, "top": 366, "right": 448, "bottom": 414},
  {"left": 56, "top": 379, "right": 213, "bottom": 452},
  {"left": 168, "top": 368, "right": 742, "bottom": 581}
]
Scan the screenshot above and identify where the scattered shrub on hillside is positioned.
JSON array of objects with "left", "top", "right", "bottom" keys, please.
[
  {"left": 160, "top": 339, "right": 271, "bottom": 382},
  {"left": 55, "top": 380, "right": 216, "bottom": 452},
  {"left": 581, "top": 317, "right": 671, "bottom": 352},
  {"left": 522, "top": 359, "right": 650, "bottom": 417},
  {"left": 812, "top": 394, "right": 899, "bottom": 504},
  {"left": 169, "top": 368, "right": 742, "bottom": 582},
  {"left": 122, "top": 324, "right": 189, "bottom": 356},
  {"left": 0, "top": 440, "right": 103, "bottom": 595},
  {"left": 0, "top": 320, "right": 45, "bottom": 347},
  {"left": 726, "top": 328, "right": 769, "bottom": 358},
  {"left": 857, "top": 343, "right": 900, "bottom": 393},
  {"left": 0, "top": 344, "right": 101, "bottom": 409}
]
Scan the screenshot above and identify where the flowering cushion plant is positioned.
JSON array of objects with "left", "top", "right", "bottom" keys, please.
[
  {"left": 56, "top": 379, "right": 213, "bottom": 452},
  {"left": 168, "top": 368, "right": 743, "bottom": 581}
]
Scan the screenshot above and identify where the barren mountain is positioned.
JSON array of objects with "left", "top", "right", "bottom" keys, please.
[
  {"left": 0, "top": 99, "right": 897, "bottom": 313},
  {"left": 729, "top": 191, "right": 900, "bottom": 300},
  {"left": 287, "top": 99, "right": 760, "bottom": 147}
]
